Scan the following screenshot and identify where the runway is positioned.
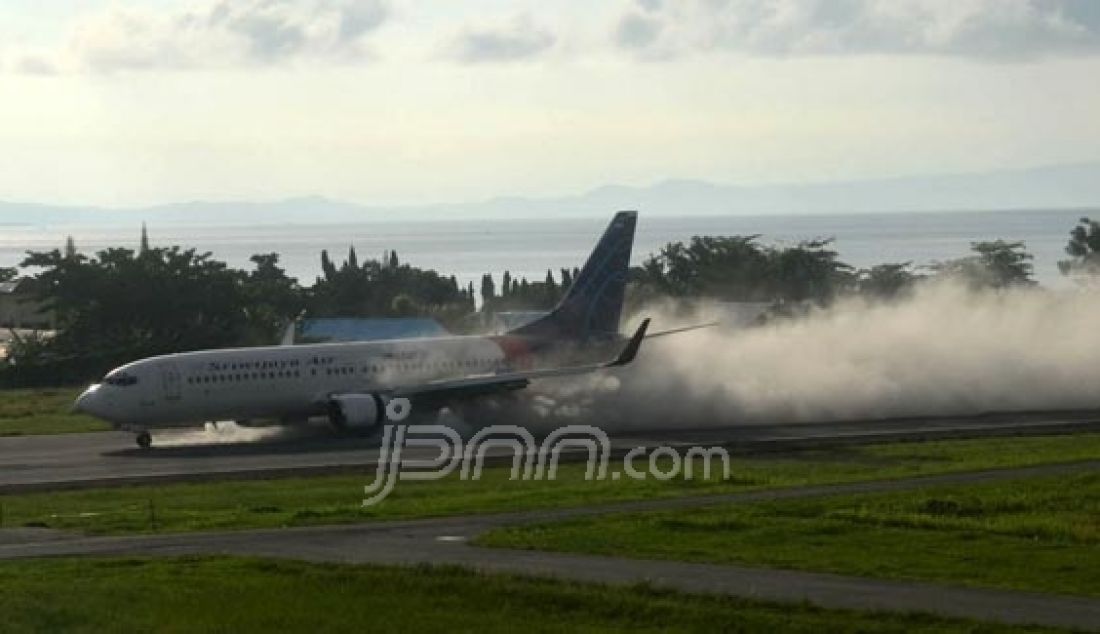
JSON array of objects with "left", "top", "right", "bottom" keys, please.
[
  {"left": 2, "top": 461, "right": 1098, "bottom": 630},
  {"left": 2, "top": 410, "right": 1099, "bottom": 492}
]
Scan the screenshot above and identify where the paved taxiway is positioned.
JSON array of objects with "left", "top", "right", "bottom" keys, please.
[
  {"left": 2, "top": 461, "right": 1097, "bottom": 630},
  {"left": 1, "top": 410, "right": 1099, "bottom": 492}
]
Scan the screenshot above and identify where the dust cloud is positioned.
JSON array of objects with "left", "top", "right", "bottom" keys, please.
[
  {"left": 151, "top": 421, "right": 317, "bottom": 446},
  {"left": 529, "top": 282, "right": 1100, "bottom": 430},
  {"left": 153, "top": 282, "right": 1100, "bottom": 441}
]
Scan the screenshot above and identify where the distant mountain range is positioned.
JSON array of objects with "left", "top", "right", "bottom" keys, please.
[{"left": 3, "top": 162, "right": 1099, "bottom": 227}]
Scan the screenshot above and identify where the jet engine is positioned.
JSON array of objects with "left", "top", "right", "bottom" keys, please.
[{"left": 327, "top": 394, "right": 386, "bottom": 430}]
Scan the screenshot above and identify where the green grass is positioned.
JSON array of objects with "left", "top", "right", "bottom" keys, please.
[
  {"left": 0, "top": 557, "right": 1067, "bottom": 633},
  {"left": 0, "top": 433, "right": 1098, "bottom": 535},
  {"left": 0, "top": 388, "right": 109, "bottom": 436},
  {"left": 479, "top": 471, "right": 1100, "bottom": 598}
]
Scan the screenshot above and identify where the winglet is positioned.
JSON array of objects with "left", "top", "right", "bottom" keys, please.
[{"left": 607, "top": 318, "right": 650, "bottom": 367}]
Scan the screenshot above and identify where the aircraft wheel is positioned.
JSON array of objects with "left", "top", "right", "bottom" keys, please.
[{"left": 136, "top": 432, "right": 152, "bottom": 449}]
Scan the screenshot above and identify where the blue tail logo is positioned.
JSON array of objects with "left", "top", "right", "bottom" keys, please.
[{"left": 512, "top": 211, "right": 637, "bottom": 340}]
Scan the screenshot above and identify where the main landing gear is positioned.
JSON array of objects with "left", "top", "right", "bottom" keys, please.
[{"left": 135, "top": 431, "right": 152, "bottom": 450}]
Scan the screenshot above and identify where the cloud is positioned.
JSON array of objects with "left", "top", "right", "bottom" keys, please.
[
  {"left": 11, "top": 0, "right": 389, "bottom": 73},
  {"left": 614, "top": 0, "right": 1100, "bottom": 61},
  {"left": 13, "top": 55, "right": 58, "bottom": 75},
  {"left": 615, "top": 12, "right": 663, "bottom": 49},
  {"left": 446, "top": 15, "right": 556, "bottom": 63}
]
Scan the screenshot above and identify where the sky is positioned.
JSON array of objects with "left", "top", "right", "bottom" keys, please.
[{"left": 1, "top": 0, "right": 1099, "bottom": 208}]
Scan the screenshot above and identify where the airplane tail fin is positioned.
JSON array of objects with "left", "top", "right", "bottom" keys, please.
[{"left": 510, "top": 211, "right": 637, "bottom": 341}]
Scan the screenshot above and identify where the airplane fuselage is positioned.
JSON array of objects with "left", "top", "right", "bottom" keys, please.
[{"left": 74, "top": 333, "right": 613, "bottom": 429}]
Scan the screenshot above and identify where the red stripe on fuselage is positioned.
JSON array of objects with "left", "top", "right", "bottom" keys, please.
[{"left": 491, "top": 335, "right": 535, "bottom": 369}]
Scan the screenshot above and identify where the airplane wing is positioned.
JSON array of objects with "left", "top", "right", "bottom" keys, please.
[
  {"left": 645, "top": 321, "right": 718, "bottom": 338},
  {"left": 390, "top": 318, "right": 650, "bottom": 404}
]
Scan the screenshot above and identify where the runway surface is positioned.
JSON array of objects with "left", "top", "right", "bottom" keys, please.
[
  {"left": 2, "top": 461, "right": 1097, "bottom": 630},
  {"left": 2, "top": 410, "right": 1099, "bottom": 492}
]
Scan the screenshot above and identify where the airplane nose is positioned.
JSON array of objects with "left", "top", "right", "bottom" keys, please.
[{"left": 73, "top": 385, "right": 101, "bottom": 415}]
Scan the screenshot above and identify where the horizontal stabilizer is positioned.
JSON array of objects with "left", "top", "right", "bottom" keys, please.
[{"left": 645, "top": 321, "right": 718, "bottom": 339}]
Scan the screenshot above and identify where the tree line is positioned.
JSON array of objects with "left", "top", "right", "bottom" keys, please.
[
  {"left": 1, "top": 216, "right": 1098, "bottom": 387},
  {"left": 634, "top": 217, "right": 1100, "bottom": 304}
]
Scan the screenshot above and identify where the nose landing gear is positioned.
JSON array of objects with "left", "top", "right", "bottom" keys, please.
[{"left": 135, "top": 431, "right": 152, "bottom": 449}]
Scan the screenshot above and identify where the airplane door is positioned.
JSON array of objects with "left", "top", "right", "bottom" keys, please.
[{"left": 161, "top": 362, "right": 182, "bottom": 402}]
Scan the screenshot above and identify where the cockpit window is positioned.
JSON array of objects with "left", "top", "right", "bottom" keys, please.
[{"left": 103, "top": 373, "right": 138, "bottom": 387}]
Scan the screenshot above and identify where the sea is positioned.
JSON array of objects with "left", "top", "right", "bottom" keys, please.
[{"left": 0, "top": 208, "right": 1094, "bottom": 289}]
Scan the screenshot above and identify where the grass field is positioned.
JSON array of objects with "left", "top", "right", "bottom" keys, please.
[
  {"left": 479, "top": 471, "right": 1100, "bottom": 598},
  {"left": 0, "top": 388, "right": 109, "bottom": 436},
  {"left": 0, "top": 556, "right": 1069, "bottom": 633},
  {"left": 0, "top": 433, "right": 1097, "bottom": 535}
]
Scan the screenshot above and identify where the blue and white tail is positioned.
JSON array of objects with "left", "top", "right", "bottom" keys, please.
[{"left": 511, "top": 211, "right": 637, "bottom": 341}]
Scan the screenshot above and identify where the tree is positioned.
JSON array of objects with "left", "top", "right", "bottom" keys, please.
[
  {"left": 16, "top": 246, "right": 259, "bottom": 381},
  {"left": 309, "top": 248, "right": 470, "bottom": 325},
  {"left": 242, "top": 253, "right": 303, "bottom": 345},
  {"left": 347, "top": 246, "right": 359, "bottom": 271},
  {"left": 501, "top": 271, "right": 512, "bottom": 298},
  {"left": 975, "top": 240, "right": 1034, "bottom": 287},
  {"left": 858, "top": 262, "right": 921, "bottom": 299},
  {"left": 480, "top": 274, "right": 495, "bottom": 307},
  {"left": 320, "top": 250, "right": 337, "bottom": 281},
  {"left": 390, "top": 293, "right": 418, "bottom": 317},
  {"left": 3, "top": 329, "right": 51, "bottom": 367},
  {"left": 0, "top": 267, "right": 15, "bottom": 283},
  {"left": 633, "top": 235, "right": 852, "bottom": 303},
  {"left": 139, "top": 223, "right": 150, "bottom": 254},
  {"left": 635, "top": 235, "right": 765, "bottom": 299},
  {"left": 1058, "top": 217, "right": 1100, "bottom": 279},
  {"left": 930, "top": 240, "right": 1034, "bottom": 289},
  {"left": 543, "top": 269, "right": 557, "bottom": 303},
  {"left": 766, "top": 238, "right": 855, "bottom": 302},
  {"left": 64, "top": 236, "right": 78, "bottom": 260},
  {"left": 6, "top": 246, "right": 312, "bottom": 385}
]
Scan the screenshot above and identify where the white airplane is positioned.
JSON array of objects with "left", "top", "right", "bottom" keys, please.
[{"left": 74, "top": 211, "right": 652, "bottom": 448}]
